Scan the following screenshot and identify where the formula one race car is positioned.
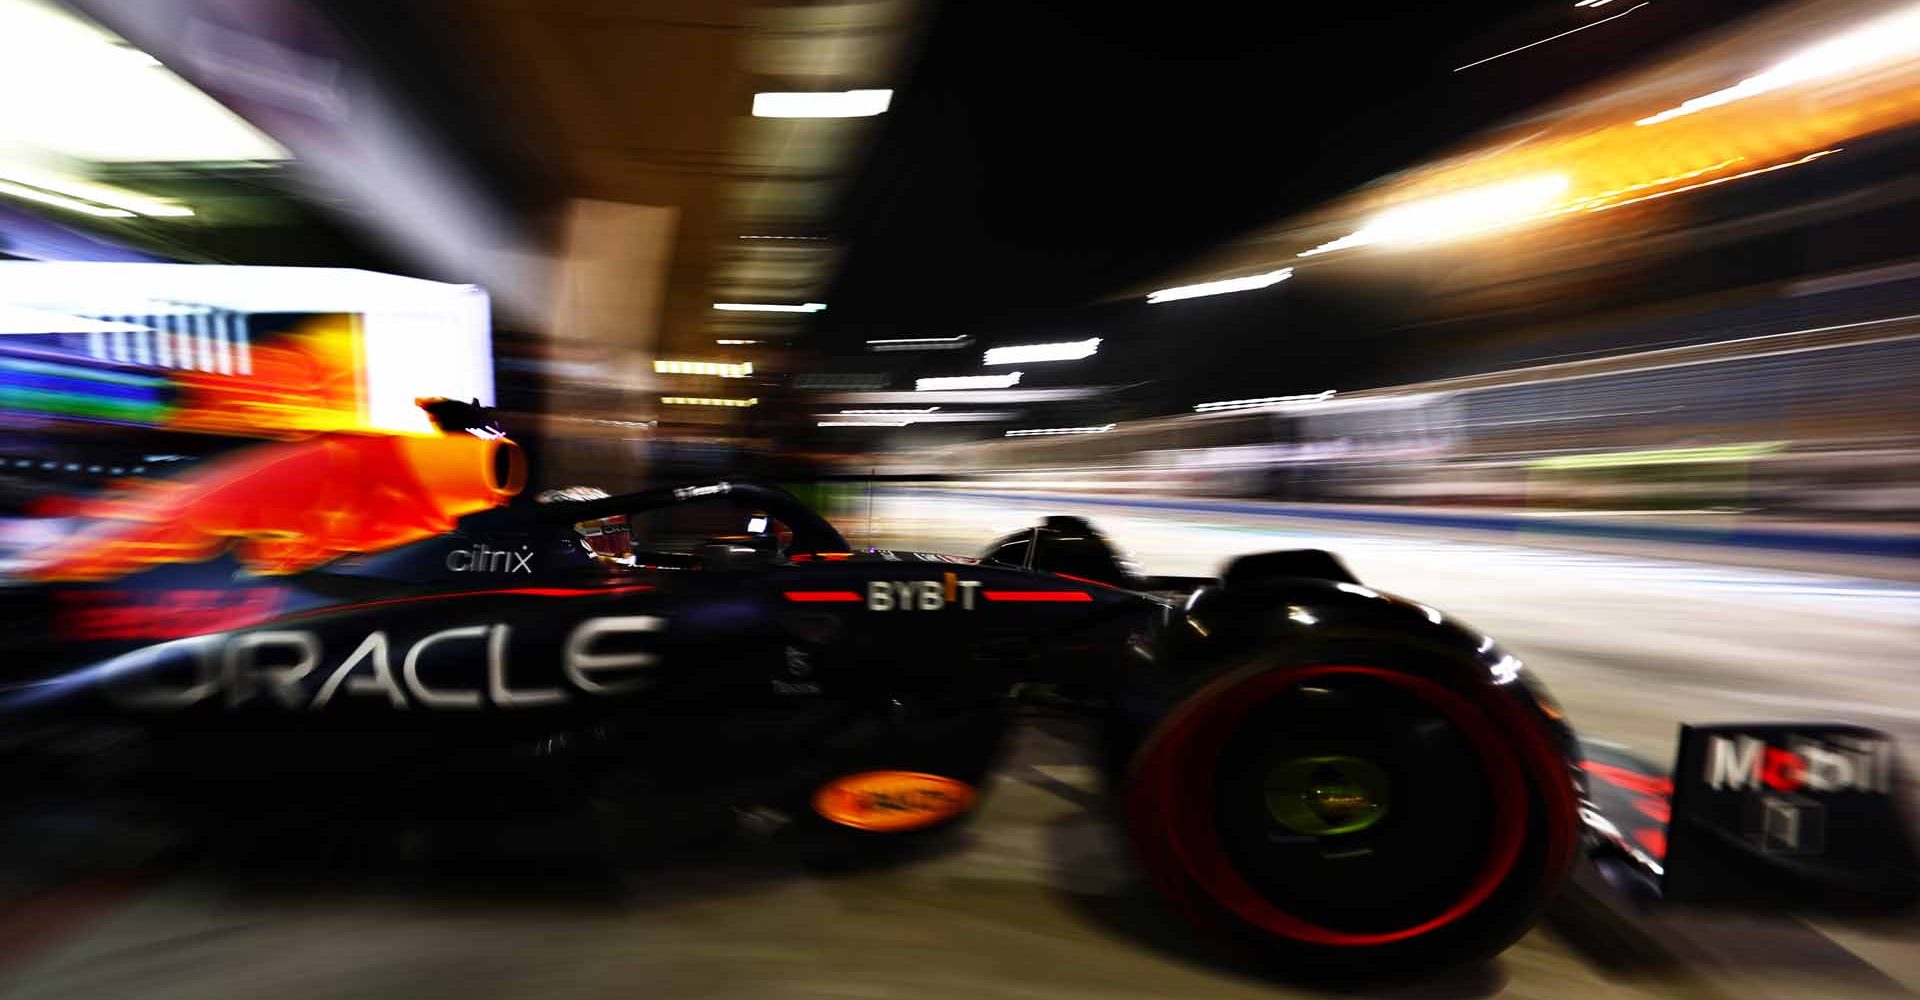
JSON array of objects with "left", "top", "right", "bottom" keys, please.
[{"left": 1, "top": 419, "right": 1914, "bottom": 977}]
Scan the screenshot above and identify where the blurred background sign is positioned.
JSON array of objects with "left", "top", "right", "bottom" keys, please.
[{"left": 0, "top": 262, "right": 492, "bottom": 437}]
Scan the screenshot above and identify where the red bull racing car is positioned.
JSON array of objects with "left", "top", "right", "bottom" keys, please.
[{"left": 1, "top": 414, "right": 1913, "bottom": 976}]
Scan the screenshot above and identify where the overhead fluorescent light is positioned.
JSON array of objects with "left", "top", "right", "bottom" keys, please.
[
  {"left": 716, "top": 339, "right": 759, "bottom": 345},
  {"left": 713, "top": 301, "right": 827, "bottom": 313},
  {"left": 982, "top": 338, "right": 1101, "bottom": 366},
  {"left": 0, "top": 167, "right": 192, "bottom": 217},
  {"left": 867, "top": 335, "right": 973, "bottom": 352},
  {"left": 1638, "top": 6, "right": 1920, "bottom": 127},
  {"left": 0, "top": 179, "right": 134, "bottom": 218},
  {"left": 842, "top": 407, "right": 939, "bottom": 415},
  {"left": 0, "top": 262, "right": 488, "bottom": 314},
  {"left": 738, "top": 235, "right": 830, "bottom": 241},
  {"left": 753, "top": 89, "right": 893, "bottom": 119},
  {"left": 1299, "top": 176, "right": 1568, "bottom": 257},
  {"left": 661, "top": 396, "right": 757, "bottom": 407},
  {"left": 655, "top": 359, "right": 754, "bottom": 378},
  {"left": 1584, "top": 149, "right": 1837, "bottom": 215},
  {"left": 818, "top": 420, "right": 911, "bottom": 428},
  {"left": 1194, "top": 390, "right": 1335, "bottom": 412},
  {"left": 917, "top": 372, "right": 1022, "bottom": 391},
  {"left": 1452, "top": 2, "right": 1644, "bottom": 72},
  {"left": 0, "top": 0, "right": 287, "bottom": 164},
  {"left": 0, "top": 304, "right": 151, "bottom": 334},
  {"left": 1005, "top": 425, "right": 1116, "bottom": 437},
  {"left": 818, "top": 410, "right": 1010, "bottom": 424},
  {"left": 830, "top": 387, "right": 1104, "bottom": 404},
  {"left": 1147, "top": 269, "right": 1292, "bottom": 304},
  {"left": 791, "top": 372, "right": 890, "bottom": 390}
]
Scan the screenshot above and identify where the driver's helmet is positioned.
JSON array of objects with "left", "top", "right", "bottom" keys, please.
[{"left": 535, "top": 485, "right": 632, "bottom": 562}]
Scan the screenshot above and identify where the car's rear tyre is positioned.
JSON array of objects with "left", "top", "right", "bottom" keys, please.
[{"left": 1122, "top": 647, "right": 1577, "bottom": 977}]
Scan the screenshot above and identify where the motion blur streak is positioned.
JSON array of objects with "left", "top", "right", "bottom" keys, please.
[
  {"left": 1244, "top": 3, "right": 1920, "bottom": 268},
  {"left": 1636, "top": 4, "right": 1920, "bottom": 125},
  {"left": 1299, "top": 175, "right": 1569, "bottom": 255},
  {"left": 1145, "top": 267, "right": 1292, "bottom": 302},
  {"left": 981, "top": 338, "right": 1101, "bottom": 365},
  {"left": 1452, "top": 1, "right": 1649, "bottom": 72},
  {"left": 916, "top": 372, "right": 1022, "bottom": 390},
  {"left": 654, "top": 359, "right": 754, "bottom": 378},
  {"left": 23, "top": 433, "right": 524, "bottom": 581},
  {"left": 659, "top": 396, "right": 758, "bottom": 407},
  {"left": 751, "top": 89, "right": 893, "bottom": 118},
  {"left": 867, "top": 335, "right": 973, "bottom": 351},
  {"left": 6, "top": 0, "right": 1920, "bottom": 998},
  {"left": 0, "top": 179, "right": 135, "bottom": 219},
  {"left": 711, "top": 301, "right": 828, "bottom": 313},
  {"left": 1195, "top": 391, "right": 1336, "bottom": 413},
  {"left": 1577, "top": 149, "right": 1841, "bottom": 213},
  {"left": 0, "top": 0, "right": 285, "bottom": 166},
  {"left": 1004, "top": 425, "right": 1115, "bottom": 437},
  {"left": 0, "top": 168, "right": 194, "bottom": 217}
]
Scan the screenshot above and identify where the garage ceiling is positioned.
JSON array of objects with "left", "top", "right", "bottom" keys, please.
[{"left": 435, "top": 0, "right": 924, "bottom": 362}]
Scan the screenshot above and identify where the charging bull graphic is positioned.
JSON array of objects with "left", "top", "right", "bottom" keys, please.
[{"left": 23, "top": 432, "right": 525, "bottom": 582}]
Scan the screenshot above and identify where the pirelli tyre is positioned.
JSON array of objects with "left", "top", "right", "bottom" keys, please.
[
  {"left": 1121, "top": 644, "right": 1579, "bottom": 977},
  {"left": 779, "top": 690, "right": 1011, "bottom": 871}
]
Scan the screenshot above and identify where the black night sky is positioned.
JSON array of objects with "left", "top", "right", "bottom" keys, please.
[{"left": 814, "top": 0, "right": 1792, "bottom": 401}]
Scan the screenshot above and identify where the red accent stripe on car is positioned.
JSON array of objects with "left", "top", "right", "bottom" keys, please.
[
  {"left": 286, "top": 584, "right": 656, "bottom": 619},
  {"left": 982, "top": 590, "right": 1094, "bottom": 602},
  {"left": 1051, "top": 572, "right": 1122, "bottom": 590},
  {"left": 783, "top": 590, "right": 863, "bottom": 602},
  {"left": 1632, "top": 796, "right": 1673, "bottom": 824},
  {"left": 1582, "top": 760, "right": 1674, "bottom": 798}
]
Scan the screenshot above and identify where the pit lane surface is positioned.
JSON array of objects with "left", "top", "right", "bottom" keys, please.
[
  {"left": 2, "top": 493, "right": 1916, "bottom": 1000},
  {"left": 866, "top": 491, "right": 1920, "bottom": 779}
]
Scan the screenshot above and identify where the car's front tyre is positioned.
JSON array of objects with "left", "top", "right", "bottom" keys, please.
[{"left": 1121, "top": 645, "right": 1578, "bottom": 977}]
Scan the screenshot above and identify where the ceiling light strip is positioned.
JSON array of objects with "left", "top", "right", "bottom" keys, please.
[
  {"left": 917, "top": 372, "right": 1022, "bottom": 391},
  {"left": 1147, "top": 268, "right": 1293, "bottom": 303},
  {"left": 713, "top": 302, "right": 826, "bottom": 313},
  {"left": 0, "top": 179, "right": 134, "bottom": 218},
  {"left": 656, "top": 359, "right": 754, "bottom": 378},
  {"left": 1005, "top": 424, "right": 1115, "bottom": 437},
  {"left": 661, "top": 396, "right": 758, "bottom": 407},
  {"left": 752, "top": 89, "right": 893, "bottom": 119},
  {"left": 0, "top": 170, "right": 192, "bottom": 217},
  {"left": 982, "top": 338, "right": 1100, "bottom": 365},
  {"left": 1194, "top": 390, "right": 1335, "bottom": 412}
]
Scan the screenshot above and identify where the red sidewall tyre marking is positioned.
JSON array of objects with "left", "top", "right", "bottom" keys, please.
[{"left": 1126, "top": 663, "right": 1576, "bottom": 948}]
